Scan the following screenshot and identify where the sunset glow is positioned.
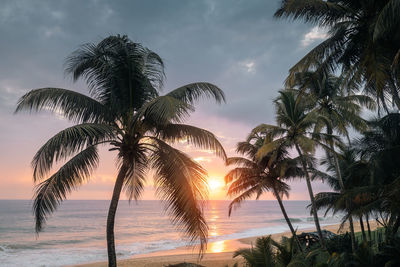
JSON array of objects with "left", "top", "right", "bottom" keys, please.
[{"left": 207, "top": 177, "right": 224, "bottom": 192}]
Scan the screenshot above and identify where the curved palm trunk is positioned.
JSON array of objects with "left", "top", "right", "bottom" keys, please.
[
  {"left": 273, "top": 186, "right": 304, "bottom": 254},
  {"left": 295, "top": 144, "right": 326, "bottom": 248},
  {"left": 330, "top": 142, "right": 356, "bottom": 251},
  {"left": 107, "top": 164, "right": 128, "bottom": 267}
]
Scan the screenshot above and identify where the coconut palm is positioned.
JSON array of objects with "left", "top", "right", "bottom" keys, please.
[
  {"left": 312, "top": 146, "right": 372, "bottom": 248},
  {"left": 251, "top": 90, "right": 339, "bottom": 247},
  {"left": 15, "top": 35, "right": 226, "bottom": 266},
  {"left": 275, "top": 0, "right": 400, "bottom": 110},
  {"left": 291, "top": 69, "right": 376, "bottom": 250},
  {"left": 224, "top": 134, "right": 304, "bottom": 253},
  {"left": 356, "top": 113, "right": 400, "bottom": 238}
]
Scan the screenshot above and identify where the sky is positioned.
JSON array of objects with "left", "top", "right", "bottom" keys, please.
[{"left": 0, "top": 0, "right": 332, "bottom": 200}]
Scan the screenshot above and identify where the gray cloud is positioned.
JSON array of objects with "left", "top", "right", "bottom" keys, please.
[{"left": 0, "top": 0, "right": 328, "bottom": 199}]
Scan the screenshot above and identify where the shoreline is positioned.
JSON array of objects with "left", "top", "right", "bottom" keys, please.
[{"left": 72, "top": 220, "right": 379, "bottom": 267}]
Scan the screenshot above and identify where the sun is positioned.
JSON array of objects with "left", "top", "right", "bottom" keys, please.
[{"left": 207, "top": 177, "right": 223, "bottom": 191}]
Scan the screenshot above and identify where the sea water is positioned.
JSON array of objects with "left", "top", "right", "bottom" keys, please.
[{"left": 0, "top": 200, "right": 341, "bottom": 266}]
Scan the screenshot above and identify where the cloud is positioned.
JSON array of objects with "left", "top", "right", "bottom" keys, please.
[
  {"left": 301, "top": 26, "right": 328, "bottom": 47},
  {"left": 242, "top": 61, "right": 256, "bottom": 73},
  {"left": 193, "top": 156, "right": 213, "bottom": 163},
  {"left": 0, "top": 0, "right": 322, "bottom": 200}
]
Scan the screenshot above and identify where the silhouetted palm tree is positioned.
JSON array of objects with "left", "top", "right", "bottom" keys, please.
[
  {"left": 291, "top": 70, "right": 375, "bottom": 250},
  {"left": 225, "top": 134, "right": 304, "bottom": 253},
  {"left": 251, "top": 90, "right": 339, "bottom": 247},
  {"left": 15, "top": 35, "right": 226, "bottom": 266}
]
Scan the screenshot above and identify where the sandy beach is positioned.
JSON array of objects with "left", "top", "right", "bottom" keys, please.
[{"left": 73, "top": 221, "right": 379, "bottom": 267}]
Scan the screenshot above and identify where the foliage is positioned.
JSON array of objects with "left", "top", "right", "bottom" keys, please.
[{"left": 275, "top": 0, "right": 400, "bottom": 110}]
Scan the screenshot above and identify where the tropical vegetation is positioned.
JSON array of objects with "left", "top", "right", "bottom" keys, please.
[{"left": 231, "top": 1, "right": 400, "bottom": 266}]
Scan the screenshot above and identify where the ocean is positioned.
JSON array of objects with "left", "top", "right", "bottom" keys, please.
[{"left": 0, "top": 200, "right": 341, "bottom": 266}]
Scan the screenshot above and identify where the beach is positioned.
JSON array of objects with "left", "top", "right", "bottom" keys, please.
[
  {"left": 74, "top": 221, "right": 379, "bottom": 267},
  {"left": 3, "top": 200, "right": 348, "bottom": 266}
]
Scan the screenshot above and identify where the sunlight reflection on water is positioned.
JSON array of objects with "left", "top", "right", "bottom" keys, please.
[{"left": 209, "top": 240, "right": 225, "bottom": 253}]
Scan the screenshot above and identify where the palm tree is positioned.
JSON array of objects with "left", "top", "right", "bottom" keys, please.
[
  {"left": 233, "top": 236, "right": 276, "bottom": 267},
  {"left": 252, "top": 90, "right": 338, "bottom": 247},
  {"left": 15, "top": 35, "right": 226, "bottom": 266},
  {"left": 291, "top": 70, "right": 376, "bottom": 250},
  {"left": 224, "top": 134, "right": 304, "bottom": 253},
  {"left": 356, "top": 113, "right": 400, "bottom": 238},
  {"left": 275, "top": 0, "right": 400, "bottom": 110},
  {"left": 312, "top": 146, "right": 372, "bottom": 249}
]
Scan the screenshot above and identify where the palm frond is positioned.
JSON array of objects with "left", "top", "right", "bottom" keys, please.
[
  {"left": 274, "top": 0, "right": 348, "bottom": 27},
  {"left": 226, "top": 157, "right": 259, "bottom": 169},
  {"left": 155, "top": 124, "right": 226, "bottom": 160},
  {"left": 15, "top": 88, "right": 112, "bottom": 123},
  {"left": 32, "top": 123, "right": 115, "bottom": 181},
  {"left": 228, "top": 184, "right": 263, "bottom": 216},
  {"left": 33, "top": 146, "right": 99, "bottom": 232},
  {"left": 138, "top": 95, "right": 193, "bottom": 125},
  {"left": 123, "top": 144, "right": 149, "bottom": 201},
  {"left": 150, "top": 138, "right": 208, "bottom": 254},
  {"left": 167, "top": 82, "right": 226, "bottom": 105}
]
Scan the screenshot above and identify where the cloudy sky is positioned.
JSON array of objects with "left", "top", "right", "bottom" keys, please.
[{"left": 0, "top": 0, "right": 331, "bottom": 200}]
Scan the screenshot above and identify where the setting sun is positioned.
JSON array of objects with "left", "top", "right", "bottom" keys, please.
[{"left": 207, "top": 177, "right": 224, "bottom": 191}]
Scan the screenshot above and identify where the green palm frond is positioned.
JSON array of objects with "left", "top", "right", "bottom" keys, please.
[
  {"left": 256, "top": 138, "right": 286, "bottom": 161},
  {"left": 233, "top": 236, "right": 276, "bottom": 267},
  {"left": 373, "top": 0, "right": 400, "bottom": 42},
  {"left": 138, "top": 95, "right": 193, "bottom": 125},
  {"left": 249, "top": 124, "right": 286, "bottom": 140},
  {"left": 236, "top": 141, "right": 259, "bottom": 158},
  {"left": 227, "top": 175, "right": 262, "bottom": 198},
  {"left": 274, "top": 0, "right": 347, "bottom": 27},
  {"left": 226, "top": 157, "right": 259, "bottom": 169},
  {"left": 33, "top": 146, "right": 99, "bottom": 232},
  {"left": 155, "top": 123, "right": 226, "bottom": 160},
  {"left": 32, "top": 123, "right": 116, "bottom": 181},
  {"left": 15, "top": 88, "right": 112, "bottom": 123},
  {"left": 167, "top": 82, "right": 226, "bottom": 105},
  {"left": 228, "top": 184, "right": 263, "bottom": 216},
  {"left": 313, "top": 192, "right": 342, "bottom": 216},
  {"left": 150, "top": 138, "right": 208, "bottom": 254},
  {"left": 224, "top": 167, "right": 258, "bottom": 184},
  {"left": 123, "top": 144, "right": 149, "bottom": 201}
]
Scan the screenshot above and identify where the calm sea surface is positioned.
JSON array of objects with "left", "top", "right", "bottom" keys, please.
[{"left": 0, "top": 200, "right": 341, "bottom": 266}]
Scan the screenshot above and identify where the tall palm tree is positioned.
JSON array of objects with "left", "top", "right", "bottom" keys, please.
[
  {"left": 224, "top": 134, "right": 304, "bottom": 253},
  {"left": 291, "top": 70, "right": 376, "bottom": 250},
  {"left": 15, "top": 35, "right": 226, "bottom": 266},
  {"left": 252, "top": 90, "right": 338, "bottom": 247},
  {"left": 275, "top": 0, "right": 400, "bottom": 110}
]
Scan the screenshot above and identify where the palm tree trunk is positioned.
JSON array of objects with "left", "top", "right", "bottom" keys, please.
[
  {"left": 273, "top": 186, "right": 304, "bottom": 254},
  {"left": 360, "top": 216, "right": 366, "bottom": 241},
  {"left": 366, "top": 214, "right": 372, "bottom": 241},
  {"left": 349, "top": 216, "right": 356, "bottom": 251},
  {"left": 107, "top": 163, "right": 128, "bottom": 267},
  {"left": 295, "top": 144, "right": 326, "bottom": 248}
]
